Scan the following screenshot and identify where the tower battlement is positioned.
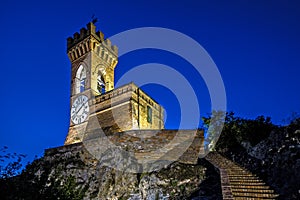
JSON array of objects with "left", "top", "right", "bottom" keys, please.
[{"left": 67, "top": 22, "right": 118, "bottom": 56}]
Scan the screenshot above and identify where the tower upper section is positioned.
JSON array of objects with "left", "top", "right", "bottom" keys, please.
[{"left": 67, "top": 22, "right": 118, "bottom": 96}]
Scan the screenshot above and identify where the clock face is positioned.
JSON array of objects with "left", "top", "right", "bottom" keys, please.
[{"left": 71, "top": 95, "right": 89, "bottom": 125}]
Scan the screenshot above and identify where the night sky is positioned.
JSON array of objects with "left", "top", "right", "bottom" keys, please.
[{"left": 0, "top": 0, "right": 300, "bottom": 163}]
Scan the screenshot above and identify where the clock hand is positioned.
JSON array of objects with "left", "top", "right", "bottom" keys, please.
[{"left": 75, "top": 100, "right": 87, "bottom": 115}]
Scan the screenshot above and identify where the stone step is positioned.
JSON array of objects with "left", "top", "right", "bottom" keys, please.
[
  {"left": 234, "top": 197, "right": 277, "bottom": 200},
  {"left": 226, "top": 166, "right": 247, "bottom": 169},
  {"left": 229, "top": 179, "right": 263, "bottom": 183},
  {"left": 226, "top": 167, "right": 249, "bottom": 170},
  {"left": 135, "top": 143, "right": 191, "bottom": 163},
  {"left": 228, "top": 173, "right": 254, "bottom": 176},
  {"left": 205, "top": 152, "right": 279, "bottom": 200},
  {"left": 228, "top": 176, "right": 259, "bottom": 180},
  {"left": 230, "top": 182, "right": 266, "bottom": 186},
  {"left": 228, "top": 174, "right": 258, "bottom": 178},
  {"left": 232, "top": 192, "right": 279, "bottom": 198},
  {"left": 232, "top": 185, "right": 271, "bottom": 190},
  {"left": 229, "top": 179, "right": 262, "bottom": 183},
  {"left": 231, "top": 188, "right": 276, "bottom": 193},
  {"left": 227, "top": 169, "right": 251, "bottom": 172}
]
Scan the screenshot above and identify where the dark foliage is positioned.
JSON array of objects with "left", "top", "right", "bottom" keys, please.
[
  {"left": 203, "top": 111, "right": 276, "bottom": 152},
  {"left": 0, "top": 147, "right": 26, "bottom": 179},
  {"left": 0, "top": 151, "right": 87, "bottom": 200}
]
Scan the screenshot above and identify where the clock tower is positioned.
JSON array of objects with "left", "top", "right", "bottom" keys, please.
[
  {"left": 65, "top": 22, "right": 164, "bottom": 145},
  {"left": 65, "top": 22, "right": 118, "bottom": 144}
]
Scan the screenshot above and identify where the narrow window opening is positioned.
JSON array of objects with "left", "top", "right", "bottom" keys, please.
[
  {"left": 75, "top": 65, "right": 86, "bottom": 94},
  {"left": 147, "top": 106, "right": 152, "bottom": 123},
  {"left": 97, "top": 75, "right": 105, "bottom": 94}
]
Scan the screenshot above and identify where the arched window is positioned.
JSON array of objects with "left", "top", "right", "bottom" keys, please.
[
  {"left": 97, "top": 74, "right": 105, "bottom": 94},
  {"left": 75, "top": 65, "right": 86, "bottom": 94}
]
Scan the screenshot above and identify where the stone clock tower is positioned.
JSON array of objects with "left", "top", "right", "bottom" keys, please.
[
  {"left": 44, "top": 22, "right": 205, "bottom": 173},
  {"left": 65, "top": 22, "right": 164, "bottom": 145}
]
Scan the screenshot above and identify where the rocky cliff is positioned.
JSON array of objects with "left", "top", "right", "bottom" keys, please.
[{"left": 0, "top": 142, "right": 222, "bottom": 200}]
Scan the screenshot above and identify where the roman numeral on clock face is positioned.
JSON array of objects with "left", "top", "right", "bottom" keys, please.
[{"left": 72, "top": 114, "right": 77, "bottom": 121}]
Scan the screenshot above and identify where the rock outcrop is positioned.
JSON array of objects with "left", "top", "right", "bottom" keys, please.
[{"left": 0, "top": 142, "right": 217, "bottom": 199}]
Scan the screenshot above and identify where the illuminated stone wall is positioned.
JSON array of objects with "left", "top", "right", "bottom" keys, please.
[
  {"left": 92, "top": 83, "right": 164, "bottom": 131},
  {"left": 65, "top": 83, "right": 165, "bottom": 145},
  {"left": 131, "top": 84, "right": 164, "bottom": 130},
  {"left": 64, "top": 23, "right": 164, "bottom": 145}
]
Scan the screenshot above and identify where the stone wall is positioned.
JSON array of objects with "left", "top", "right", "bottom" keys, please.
[
  {"left": 66, "top": 83, "right": 166, "bottom": 145},
  {"left": 70, "top": 129, "right": 205, "bottom": 166},
  {"left": 130, "top": 85, "right": 164, "bottom": 130},
  {"left": 93, "top": 82, "right": 164, "bottom": 131}
]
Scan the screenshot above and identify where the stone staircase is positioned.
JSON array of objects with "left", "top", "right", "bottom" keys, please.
[
  {"left": 135, "top": 131, "right": 195, "bottom": 163},
  {"left": 205, "top": 152, "right": 279, "bottom": 200},
  {"left": 134, "top": 130, "right": 204, "bottom": 165}
]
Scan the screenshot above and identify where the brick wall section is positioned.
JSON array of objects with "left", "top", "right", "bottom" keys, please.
[
  {"left": 65, "top": 83, "right": 165, "bottom": 145},
  {"left": 178, "top": 130, "right": 205, "bottom": 164},
  {"left": 50, "top": 129, "right": 204, "bottom": 165},
  {"left": 92, "top": 82, "right": 164, "bottom": 131},
  {"left": 95, "top": 103, "right": 133, "bottom": 133}
]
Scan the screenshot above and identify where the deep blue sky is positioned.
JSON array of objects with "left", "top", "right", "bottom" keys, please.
[{"left": 0, "top": 0, "right": 300, "bottom": 163}]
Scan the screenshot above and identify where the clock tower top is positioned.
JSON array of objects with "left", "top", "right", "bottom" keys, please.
[
  {"left": 66, "top": 22, "right": 118, "bottom": 56},
  {"left": 67, "top": 22, "right": 118, "bottom": 97}
]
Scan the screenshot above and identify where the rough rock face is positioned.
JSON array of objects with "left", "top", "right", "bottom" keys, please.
[
  {"left": 223, "top": 126, "right": 300, "bottom": 199},
  {"left": 6, "top": 143, "right": 210, "bottom": 200}
]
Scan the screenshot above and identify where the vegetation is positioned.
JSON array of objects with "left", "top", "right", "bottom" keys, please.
[
  {"left": 0, "top": 150, "right": 87, "bottom": 200},
  {"left": 202, "top": 111, "right": 276, "bottom": 152},
  {"left": 0, "top": 146, "right": 26, "bottom": 179}
]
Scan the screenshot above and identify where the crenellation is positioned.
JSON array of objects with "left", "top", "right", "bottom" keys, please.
[
  {"left": 73, "top": 32, "right": 80, "bottom": 40},
  {"left": 132, "top": 86, "right": 160, "bottom": 107},
  {"left": 67, "top": 22, "right": 118, "bottom": 57},
  {"left": 80, "top": 27, "right": 87, "bottom": 38},
  {"left": 86, "top": 22, "right": 96, "bottom": 34},
  {"left": 112, "top": 45, "right": 118, "bottom": 54},
  {"left": 101, "top": 39, "right": 118, "bottom": 56},
  {"left": 67, "top": 37, "right": 73, "bottom": 48},
  {"left": 96, "top": 31, "right": 104, "bottom": 41},
  {"left": 104, "top": 38, "right": 111, "bottom": 46}
]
